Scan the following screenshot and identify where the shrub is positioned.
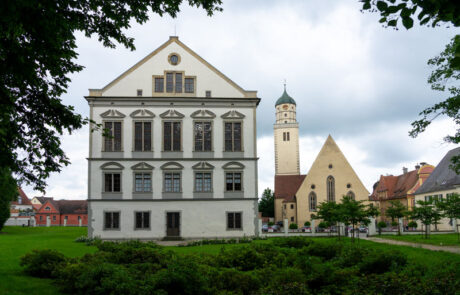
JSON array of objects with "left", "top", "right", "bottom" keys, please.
[
  {"left": 359, "top": 250, "right": 407, "bottom": 274},
  {"left": 305, "top": 242, "right": 343, "bottom": 260},
  {"left": 272, "top": 237, "right": 313, "bottom": 249},
  {"left": 391, "top": 221, "right": 399, "bottom": 227},
  {"left": 304, "top": 221, "right": 311, "bottom": 227},
  {"left": 408, "top": 221, "right": 418, "bottom": 228},
  {"left": 20, "top": 249, "right": 67, "bottom": 278},
  {"left": 289, "top": 223, "right": 298, "bottom": 229},
  {"left": 268, "top": 221, "right": 274, "bottom": 226}
]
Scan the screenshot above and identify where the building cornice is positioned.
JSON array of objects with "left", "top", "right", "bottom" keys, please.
[{"left": 85, "top": 96, "right": 261, "bottom": 106}]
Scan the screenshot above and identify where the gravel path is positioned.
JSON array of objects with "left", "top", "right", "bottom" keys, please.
[{"left": 365, "top": 237, "right": 460, "bottom": 254}]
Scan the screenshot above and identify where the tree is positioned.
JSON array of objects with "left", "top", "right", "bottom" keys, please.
[
  {"left": 385, "top": 201, "right": 407, "bottom": 235},
  {"left": 0, "top": 168, "right": 18, "bottom": 231},
  {"left": 312, "top": 201, "right": 341, "bottom": 237},
  {"left": 408, "top": 220, "right": 418, "bottom": 230},
  {"left": 361, "top": 1, "right": 460, "bottom": 171},
  {"left": 338, "top": 196, "right": 379, "bottom": 243},
  {"left": 437, "top": 193, "right": 460, "bottom": 241},
  {"left": 0, "top": 0, "right": 223, "bottom": 193},
  {"left": 258, "top": 188, "right": 274, "bottom": 217},
  {"left": 410, "top": 200, "right": 438, "bottom": 239}
]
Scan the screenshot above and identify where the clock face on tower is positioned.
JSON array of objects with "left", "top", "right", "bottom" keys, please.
[{"left": 282, "top": 104, "right": 288, "bottom": 110}]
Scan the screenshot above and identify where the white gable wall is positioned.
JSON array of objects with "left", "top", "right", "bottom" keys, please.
[{"left": 102, "top": 41, "right": 245, "bottom": 98}]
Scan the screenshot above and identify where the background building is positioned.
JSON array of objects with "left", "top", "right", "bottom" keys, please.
[
  {"left": 35, "top": 200, "right": 87, "bottom": 227},
  {"left": 369, "top": 163, "right": 434, "bottom": 223},
  {"left": 86, "top": 36, "right": 260, "bottom": 240},
  {"left": 414, "top": 147, "right": 460, "bottom": 231}
]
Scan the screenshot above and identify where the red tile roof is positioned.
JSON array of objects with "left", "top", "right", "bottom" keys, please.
[
  {"left": 370, "top": 169, "right": 420, "bottom": 200},
  {"left": 274, "top": 174, "right": 306, "bottom": 201},
  {"left": 11, "top": 188, "right": 32, "bottom": 206}
]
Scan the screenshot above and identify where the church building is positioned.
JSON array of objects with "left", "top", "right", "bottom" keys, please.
[
  {"left": 86, "top": 36, "right": 260, "bottom": 240},
  {"left": 274, "top": 89, "right": 369, "bottom": 226}
]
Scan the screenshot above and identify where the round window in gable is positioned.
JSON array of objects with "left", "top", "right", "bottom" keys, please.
[
  {"left": 328, "top": 164, "right": 333, "bottom": 169},
  {"left": 168, "top": 53, "right": 181, "bottom": 65},
  {"left": 311, "top": 184, "right": 315, "bottom": 189},
  {"left": 347, "top": 183, "right": 351, "bottom": 188}
]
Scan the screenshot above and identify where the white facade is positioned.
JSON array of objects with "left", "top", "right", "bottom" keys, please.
[{"left": 86, "top": 37, "right": 260, "bottom": 239}]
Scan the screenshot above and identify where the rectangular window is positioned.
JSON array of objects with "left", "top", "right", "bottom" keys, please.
[
  {"left": 155, "top": 77, "right": 164, "bottom": 92},
  {"left": 194, "top": 121, "right": 212, "bottom": 151},
  {"left": 53, "top": 215, "right": 56, "bottom": 221},
  {"left": 104, "top": 122, "right": 122, "bottom": 152},
  {"left": 135, "top": 211, "right": 150, "bottom": 229},
  {"left": 226, "top": 172, "right": 242, "bottom": 191},
  {"left": 224, "top": 122, "right": 242, "bottom": 152},
  {"left": 227, "top": 212, "right": 242, "bottom": 229},
  {"left": 195, "top": 172, "right": 212, "bottom": 192},
  {"left": 165, "top": 172, "right": 181, "bottom": 192},
  {"left": 206, "top": 90, "right": 211, "bottom": 97},
  {"left": 104, "top": 212, "right": 120, "bottom": 229},
  {"left": 185, "top": 78, "right": 194, "bottom": 93},
  {"left": 287, "top": 132, "right": 290, "bottom": 141},
  {"left": 290, "top": 204, "right": 294, "bottom": 209},
  {"left": 175, "top": 73, "right": 183, "bottom": 93},
  {"left": 283, "top": 132, "right": 286, "bottom": 141},
  {"left": 104, "top": 173, "right": 121, "bottom": 192},
  {"left": 166, "top": 72, "right": 174, "bottom": 93},
  {"left": 163, "top": 122, "right": 181, "bottom": 151},
  {"left": 134, "top": 121, "right": 152, "bottom": 151},
  {"left": 135, "top": 173, "right": 152, "bottom": 192},
  {"left": 137, "top": 89, "right": 143, "bottom": 96}
]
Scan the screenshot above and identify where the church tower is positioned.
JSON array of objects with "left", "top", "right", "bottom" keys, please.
[{"left": 274, "top": 86, "right": 300, "bottom": 175}]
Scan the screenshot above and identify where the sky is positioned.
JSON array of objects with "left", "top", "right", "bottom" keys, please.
[{"left": 23, "top": 0, "right": 459, "bottom": 199}]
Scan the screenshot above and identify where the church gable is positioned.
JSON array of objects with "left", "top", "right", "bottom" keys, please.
[
  {"left": 296, "top": 135, "right": 369, "bottom": 203},
  {"left": 92, "top": 37, "right": 256, "bottom": 98}
]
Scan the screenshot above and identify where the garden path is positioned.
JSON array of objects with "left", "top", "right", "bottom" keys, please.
[{"left": 365, "top": 237, "right": 460, "bottom": 254}]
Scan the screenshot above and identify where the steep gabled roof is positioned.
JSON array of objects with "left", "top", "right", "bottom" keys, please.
[
  {"left": 34, "top": 196, "right": 53, "bottom": 204},
  {"left": 415, "top": 147, "right": 460, "bottom": 194},
  {"left": 11, "top": 188, "right": 32, "bottom": 206},
  {"left": 274, "top": 175, "right": 306, "bottom": 200}
]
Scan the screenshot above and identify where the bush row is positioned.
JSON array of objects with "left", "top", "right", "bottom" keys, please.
[{"left": 20, "top": 237, "right": 460, "bottom": 295}]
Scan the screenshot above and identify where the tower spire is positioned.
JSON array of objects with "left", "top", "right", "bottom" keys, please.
[{"left": 283, "top": 79, "right": 286, "bottom": 91}]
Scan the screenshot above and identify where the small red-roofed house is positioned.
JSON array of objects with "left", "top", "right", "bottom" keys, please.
[{"left": 35, "top": 200, "right": 87, "bottom": 227}]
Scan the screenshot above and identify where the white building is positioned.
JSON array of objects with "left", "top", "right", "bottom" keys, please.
[{"left": 86, "top": 37, "right": 260, "bottom": 240}]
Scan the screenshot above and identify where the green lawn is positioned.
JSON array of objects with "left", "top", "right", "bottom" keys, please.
[
  {"left": 374, "top": 233, "right": 460, "bottom": 246},
  {"left": 1, "top": 227, "right": 460, "bottom": 295},
  {"left": 0, "top": 226, "right": 95, "bottom": 295}
]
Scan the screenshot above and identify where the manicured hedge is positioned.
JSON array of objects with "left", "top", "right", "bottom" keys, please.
[{"left": 20, "top": 238, "right": 460, "bottom": 294}]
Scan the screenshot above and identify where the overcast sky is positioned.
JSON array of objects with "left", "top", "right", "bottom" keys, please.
[{"left": 23, "top": 0, "right": 459, "bottom": 199}]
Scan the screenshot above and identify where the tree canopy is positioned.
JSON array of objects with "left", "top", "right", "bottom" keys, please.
[
  {"left": 258, "top": 188, "right": 274, "bottom": 218},
  {"left": 0, "top": 0, "right": 222, "bottom": 192}
]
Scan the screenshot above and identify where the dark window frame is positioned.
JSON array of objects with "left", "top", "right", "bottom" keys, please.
[
  {"left": 134, "top": 172, "right": 152, "bottom": 192},
  {"left": 164, "top": 172, "right": 181, "bottom": 193},
  {"left": 225, "top": 172, "right": 242, "bottom": 192},
  {"left": 103, "top": 121, "right": 123, "bottom": 152},
  {"left": 224, "top": 121, "right": 242, "bottom": 152},
  {"left": 194, "top": 172, "right": 212, "bottom": 192},
  {"left": 194, "top": 121, "right": 212, "bottom": 151},
  {"left": 134, "top": 121, "right": 152, "bottom": 152},
  {"left": 134, "top": 211, "right": 151, "bottom": 230},
  {"left": 226, "top": 212, "right": 242, "bottom": 230},
  {"left": 104, "top": 211, "right": 120, "bottom": 230},
  {"left": 163, "top": 121, "right": 182, "bottom": 151},
  {"left": 104, "top": 173, "right": 122, "bottom": 192}
]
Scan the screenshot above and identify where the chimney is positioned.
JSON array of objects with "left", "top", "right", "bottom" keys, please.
[
  {"left": 415, "top": 164, "right": 420, "bottom": 170},
  {"left": 403, "top": 167, "right": 408, "bottom": 174},
  {"left": 420, "top": 162, "right": 427, "bottom": 166}
]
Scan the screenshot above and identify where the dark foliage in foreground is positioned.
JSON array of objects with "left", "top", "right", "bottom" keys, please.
[{"left": 21, "top": 238, "right": 460, "bottom": 295}]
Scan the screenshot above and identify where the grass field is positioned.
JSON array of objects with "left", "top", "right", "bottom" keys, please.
[
  {"left": 1, "top": 227, "right": 459, "bottom": 295},
  {"left": 375, "top": 233, "right": 460, "bottom": 246},
  {"left": 0, "top": 227, "right": 94, "bottom": 295}
]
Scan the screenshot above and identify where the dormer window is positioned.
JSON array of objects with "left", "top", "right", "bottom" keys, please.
[{"left": 45, "top": 206, "right": 50, "bottom": 210}]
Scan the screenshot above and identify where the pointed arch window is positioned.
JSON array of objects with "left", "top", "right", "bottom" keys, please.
[
  {"left": 327, "top": 176, "right": 335, "bottom": 202},
  {"left": 347, "top": 191, "right": 355, "bottom": 200},
  {"left": 309, "top": 192, "right": 317, "bottom": 211}
]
